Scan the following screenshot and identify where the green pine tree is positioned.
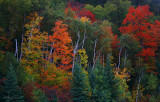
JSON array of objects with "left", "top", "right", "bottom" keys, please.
[
  {"left": 89, "top": 58, "right": 119, "bottom": 102},
  {"left": 91, "top": 61, "right": 111, "bottom": 102},
  {"left": 88, "top": 67, "right": 96, "bottom": 102},
  {"left": 0, "top": 52, "right": 26, "bottom": 86},
  {"left": 104, "top": 57, "right": 120, "bottom": 101},
  {"left": 71, "top": 62, "right": 91, "bottom": 102},
  {"left": 2, "top": 65, "right": 24, "bottom": 102}
]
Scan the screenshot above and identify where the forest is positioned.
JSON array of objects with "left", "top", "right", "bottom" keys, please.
[{"left": 0, "top": 0, "right": 160, "bottom": 102}]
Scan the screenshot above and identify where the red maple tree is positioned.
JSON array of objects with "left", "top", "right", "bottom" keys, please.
[
  {"left": 66, "top": 1, "right": 96, "bottom": 22},
  {"left": 119, "top": 5, "right": 160, "bottom": 74},
  {"left": 119, "top": 5, "right": 157, "bottom": 58}
]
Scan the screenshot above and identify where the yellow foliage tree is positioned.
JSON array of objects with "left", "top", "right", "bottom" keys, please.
[
  {"left": 77, "top": 49, "right": 88, "bottom": 69},
  {"left": 80, "top": 17, "right": 90, "bottom": 24},
  {"left": 114, "top": 68, "right": 131, "bottom": 101},
  {"left": 21, "top": 12, "right": 48, "bottom": 82}
]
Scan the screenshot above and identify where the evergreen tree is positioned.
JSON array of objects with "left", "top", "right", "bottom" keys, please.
[
  {"left": 70, "top": 62, "right": 91, "bottom": 102},
  {"left": 0, "top": 52, "right": 26, "bottom": 86},
  {"left": 1, "top": 65, "right": 24, "bottom": 102},
  {"left": 104, "top": 57, "right": 119, "bottom": 101},
  {"left": 91, "top": 61, "right": 111, "bottom": 102},
  {"left": 88, "top": 67, "right": 96, "bottom": 102},
  {"left": 89, "top": 58, "right": 119, "bottom": 102},
  {"left": 0, "top": 52, "right": 18, "bottom": 76}
]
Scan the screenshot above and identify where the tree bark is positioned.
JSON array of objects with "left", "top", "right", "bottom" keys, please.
[
  {"left": 15, "top": 39, "right": 18, "bottom": 62},
  {"left": 136, "top": 57, "right": 144, "bottom": 102},
  {"left": 123, "top": 50, "right": 127, "bottom": 68},
  {"left": 92, "top": 39, "right": 97, "bottom": 69},
  {"left": 118, "top": 46, "right": 122, "bottom": 71},
  {"left": 72, "top": 31, "right": 80, "bottom": 73}
]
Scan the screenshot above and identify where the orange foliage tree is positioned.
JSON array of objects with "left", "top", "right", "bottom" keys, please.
[
  {"left": 21, "top": 14, "right": 72, "bottom": 101},
  {"left": 49, "top": 20, "right": 73, "bottom": 70}
]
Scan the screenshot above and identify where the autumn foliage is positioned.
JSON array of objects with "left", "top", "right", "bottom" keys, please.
[
  {"left": 119, "top": 5, "right": 158, "bottom": 58},
  {"left": 149, "top": 20, "right": 160, "bottom": 47},
  {"left": 49, "top": 20, "right": 73, "bottom": 70},
  {"left": 21, "top": 12, "right": 48, "bottom": 81},
  {"left": 1, "top": 0, "right": 160, "bottom": 101},
  {"left": 66, "top": 1, "right": 96, "bottom": 22}
]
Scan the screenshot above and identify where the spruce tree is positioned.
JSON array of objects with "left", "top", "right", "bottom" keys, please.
[
  {"left": 0, "top": 52, "right": 26, "bottom": 86},
  {"left": 104, "top": 57, "right": 119, "bottom": 101},
  {"left": 2, "top": 65, "right": 24, "bottom": 102},
  {"left": 92, "top": 61, "right": 111, "bottom": 102},
  {"left": 89, "top": 58, "right": 119, "bottom": 102},
  {"left": 71, "top": 62, "right": 90, "bottom": 102},
  {"left": 88, "top": 67, "right": 96, "bottom": 101}
]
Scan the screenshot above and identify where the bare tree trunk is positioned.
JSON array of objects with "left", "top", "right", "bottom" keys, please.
[
  {"left": 72, "top": 31, "right": 80, "bottom": 73},
  {"left": 49, "top": 42, "right": 54, "bottom": 63},
  {"left": 136, "top": 71, "right": 143, "bottom": 102},
  {"left": 72, "top": 25, "right": 87, "bottom": 73},
  {"left": 15, "top": 39, "right": 18, "bottom": 62},
  {"left": 19, "top": 13, "right": 25, "bottom": 62},
  {"left": 136, "top": 78, "right": 140, "bottom": 102},
  {"left": 20, "top": 34, "right": 23, "bottom": 61},
  {"left": 123, "top": 50, "right": 127, "bottom": 68},
  {"left": 136, "top": 57, "right": 144, "bottom": 102},
  {"left": 82, "top": 28, "right": 87, "bottom": 49},
  {"left": 117, "top": 46, "right": 122, "bottom": 71},
  {"left": 92, "top": 39, "right": 97, "bottom": 69}
]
